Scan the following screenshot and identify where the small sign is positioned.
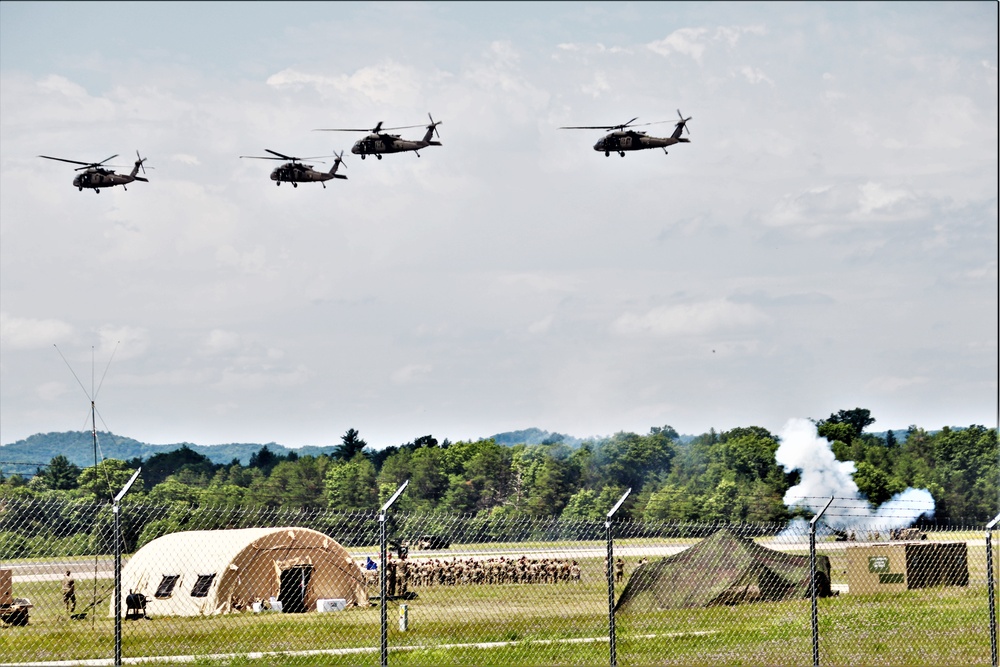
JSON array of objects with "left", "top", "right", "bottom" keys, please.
[{"left": 868, "top": 556, "right": 890, "bottom": 573}]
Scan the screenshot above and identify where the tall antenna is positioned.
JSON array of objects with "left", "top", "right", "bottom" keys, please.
[
  {"left": 54, "top": 341, "right": 119, "bottom": 625},
  {"left": 54, "top": 342, "right": 119, "bottom": 483}
]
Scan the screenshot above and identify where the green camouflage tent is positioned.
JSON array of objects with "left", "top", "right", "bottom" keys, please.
[{"left": 615, "top": 528, "right": 832, "bottom": 612}]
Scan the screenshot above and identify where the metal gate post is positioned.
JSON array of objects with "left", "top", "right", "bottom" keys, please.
[
  {"left": 380, "top": 481, "right": 409, "bottom": 667},
  {"left": 113, "top": 469, "right": 141, "bottom": 667},
  {"left": 987, "top": 512, "right": 1000, "bottom": 667},
  {"left": 606, "top": 488, "right": 631, "bottom": 667},
  {"left": 810, "top": 496, "right": 834, "bottom": 667}
]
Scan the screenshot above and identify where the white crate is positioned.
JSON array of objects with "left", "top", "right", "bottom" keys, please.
[{"left": 316, "top": 598, "right": 347, "bottom": 612}]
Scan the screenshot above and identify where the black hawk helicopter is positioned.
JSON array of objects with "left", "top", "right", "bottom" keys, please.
[
  {"left": 313, "top": 113, "right": 442, "bottom": 159},
  {"left": 240, "top": 149, "right": 347, "bottom": 187},
  {"left": 38, "top": 151, "right": 149, "bottom": 192},
  {"left": 560, "top": 110, "right": 692, "bottom": 157}
]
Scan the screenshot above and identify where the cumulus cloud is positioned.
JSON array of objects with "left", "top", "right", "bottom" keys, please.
[
  {"left": 391, "top": 363, "right": 433, "bottom": 385},
  {"left": 648, "top": 25, "right": 766, "bottom": 62},
  {"left": 97, "top": 325, "right": 149, "bottom": 360},
  {"left": 201, "top": 329, "right": 243, "bottom": 355},
  {"left": 737, "top": 65, "right": 774, "bottom": 85},
  {"left": 865, "top": 375, "right": 930, "bottom": 393},
  {"left": 0, "top": 312, "right": 74, "bottom": 349},
  {"left": 267, "top": 60, "right": 430, "bottom": 106},
  {"left": 761, "top": 180, "right": 924, "bottom": 232},
  {"left": 612, "top": 299, "right": 769, "bottom": 337}
]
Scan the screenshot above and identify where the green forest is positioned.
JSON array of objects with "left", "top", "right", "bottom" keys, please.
[{"left": 2, "top": 409, "right": 997, "bottom": 533}]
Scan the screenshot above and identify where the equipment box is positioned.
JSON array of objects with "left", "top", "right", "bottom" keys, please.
[
  {"left": 317, "top": 598, "right": 347, "bottom": 612},
  {"left": 847, "top": 542, "right": 968, "bottom": 594}
]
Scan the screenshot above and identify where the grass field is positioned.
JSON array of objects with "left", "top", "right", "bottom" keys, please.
[{"left": 2, "top": 541, "right": 996, "bottom": 666}]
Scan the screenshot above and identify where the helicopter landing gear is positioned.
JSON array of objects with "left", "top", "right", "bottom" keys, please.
[
  {"left": 321, "top": 182, "right": 326, "bottom": 189},
  {"left": 619, "top": 152, "right": 625, "bottom": 157},
  {"left": 292, "top": 182, "right": 297, "bottom": 188},
  {"left": 376, "top": 154, "right": 382, "bottom": 160},
  {"left": 605, "top": 152, "right": 610, "bottom": 157},
  {"left": 79, "top": 186, "right": 84, "bottom": 191},
  {"left": 94, "top": 189, "right": 100, "bottom": 193},
  {"left": 276, "top": 182, "right": 280, "bottom": 186}
]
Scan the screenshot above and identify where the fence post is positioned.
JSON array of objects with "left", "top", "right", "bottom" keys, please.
[
  {"left": 606, "top": 488, "right": 631, "bottom": 667},
  {"left": 987, "top": 512, "right": 1000, "bottom": 667},
  {"left": 810, "top": 496, "right": 834, "bottom": 667},
  {"left": 380, "top": 481, "right": 409, "bottom": 667},
  {"left": 112, "top": 468, "right": 141, "bottom": 667}
]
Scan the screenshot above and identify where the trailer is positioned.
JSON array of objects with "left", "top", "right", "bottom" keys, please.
[{"left": 1, "top": 569, "right": 32, "bottom": 626}]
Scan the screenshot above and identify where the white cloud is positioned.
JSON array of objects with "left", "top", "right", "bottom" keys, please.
[
  {"left": 648, "top": 25, "right": 766, "bottom": 62},
  {"left": 737, "top": 65, "right": 774, "bottom": 86},
  {"left": 201, "top": 329, "right": 242, "bottom": 355},
  {"left": 613, "top": 300, "right": 769, "bottom": 337},
  {"left": 391, "top": 364, "right": 433, "bottom": 385},
  {"left": 0, "top": 313, "right": 74, "bottom": 349},
  {"left": 97, "top": 325, "right": 149, "bottom": 360},
  {"left": 865, "top": 375, "right": 930, "bottom": 393},
  {"left": 648, "top": 28, "right": 709, "bottom": 61}
]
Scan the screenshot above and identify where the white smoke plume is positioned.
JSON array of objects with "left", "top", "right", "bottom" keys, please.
[{"left": 775, "top": 418, "right": 935, "bottom": 535}]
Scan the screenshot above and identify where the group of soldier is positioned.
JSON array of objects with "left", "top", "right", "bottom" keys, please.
[{"left": 364, "top": 555, "right": 584, "bottom": 596}]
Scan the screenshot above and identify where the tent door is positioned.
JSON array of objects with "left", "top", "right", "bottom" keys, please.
[{"left": 278, "top": 565, "right": 313, "bottom": 613}]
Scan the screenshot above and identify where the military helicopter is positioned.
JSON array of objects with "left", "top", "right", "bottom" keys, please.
[
  {"left": 313, "top": 114, "right": 442, "bottom": 159},
  {"left": 560, "top": 110, "right": 692, "bottom": 157},
  {"left": 38, "top": 151, "right": 149, "bottom": 192},
  {"left": 239, "top": 149, "right": 347, "bottom": 187}
]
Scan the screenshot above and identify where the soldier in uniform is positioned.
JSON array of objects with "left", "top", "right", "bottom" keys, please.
[
  {"left": 387, "top": 556, "right": 397, "bottom": 598},
  {"left": 63, "top": 570, "right": 76, "bottom": 614},
  {"left": 397, "top": 556, "right": 409, "bottom": 597}
]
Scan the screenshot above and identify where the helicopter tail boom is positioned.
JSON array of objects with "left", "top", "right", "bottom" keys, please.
[{"left": 328, "top": 151, "right": 348, "bottom": 179}]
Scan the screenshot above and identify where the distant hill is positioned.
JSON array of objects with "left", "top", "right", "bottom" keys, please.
[
  {"left": 0, "top": 431, "right": 335, "bottom": 477},
  {"left": 486, "top": 427, "right": 590, "bottom": 448},
  {"left": 2, "top": 427, "right": 707, "bottom": 478}
]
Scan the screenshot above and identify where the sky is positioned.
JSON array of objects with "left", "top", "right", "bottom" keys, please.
[{"left": 1, "top": 2, "right": 997, "bottom": 450}]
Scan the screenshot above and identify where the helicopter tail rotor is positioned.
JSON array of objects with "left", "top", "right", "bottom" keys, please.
[
  {"left": 330, "top": 150, "right": 348, "bottom": 179},
  {"left": 421, "top": 113, "right": 443, "bottom": 146},
  {"left": 676, "top": 109, "right": 692, "bottom": 134},
  {"left": 428, "top": 113, "right": 442, "bottom": 138}
]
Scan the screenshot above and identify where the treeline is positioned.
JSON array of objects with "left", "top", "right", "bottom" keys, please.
[{"left": 2, "top": 412, "right": 997, "bottom": 528}]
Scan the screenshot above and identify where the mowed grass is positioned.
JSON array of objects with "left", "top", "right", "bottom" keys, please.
[{"left": 2, "top": 544, "right": 996, "bottom": 666}]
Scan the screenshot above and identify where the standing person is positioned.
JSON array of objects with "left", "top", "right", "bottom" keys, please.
[
  {"left": 63, "top": 571, "right": 76, "bottom": 614},
  {"left": 387, "top": 555, "right": 397, "bottom": 598},
  {"left": 614, "top": 558, "right": 625, "bottom": 583},
  {"left": 397, "top": 555, "right": 409, "bottom": 597}
]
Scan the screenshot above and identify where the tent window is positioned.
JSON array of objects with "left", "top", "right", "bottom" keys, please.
[
  {"left": 191, "top": 574, "right": 216, "bottom": 598},
  {"left": 155, "top": 575, "right": 180, "bottom": 599}
]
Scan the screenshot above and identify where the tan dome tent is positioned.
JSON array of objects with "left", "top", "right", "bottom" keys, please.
[
  {"left": 111, "top": 527, "right": 366, "bottom": 617},
  {"left": 615, "top": 528, "right": 832, "bottom": 612}
]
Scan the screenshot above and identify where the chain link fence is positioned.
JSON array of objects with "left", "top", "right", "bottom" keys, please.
[{"left": 2, "top": 497, "right": 997, "bottom": 666}]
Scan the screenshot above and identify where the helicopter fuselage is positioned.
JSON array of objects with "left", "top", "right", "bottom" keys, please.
[
  {"left": 352, "top": 133, "right": 441, "bottom": 159},
  {"left": 71, "top": 163, "right": 148, "bottom": 192},
  {"left": 594, "top": 130, "right": 689, "bottom": 156},
  {"left": 269, "top": 161, "right": 346, "bottom": 188}
]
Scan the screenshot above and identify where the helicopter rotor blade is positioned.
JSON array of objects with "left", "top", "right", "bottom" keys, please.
[
  {"left": 265, "top": 149, "right": 296, "bottom": 160},
  {"left": 559, "top": 117, "right": 641, "bottom": 131},
  {"left": 427, "top": 113, "right": 442, "bottom": 138},
  {"left": 135, "top": 150, "right": 147, "bottom": 175},
  {"left": 39, "top": 155, "right": 94, "bottom": 167}
]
